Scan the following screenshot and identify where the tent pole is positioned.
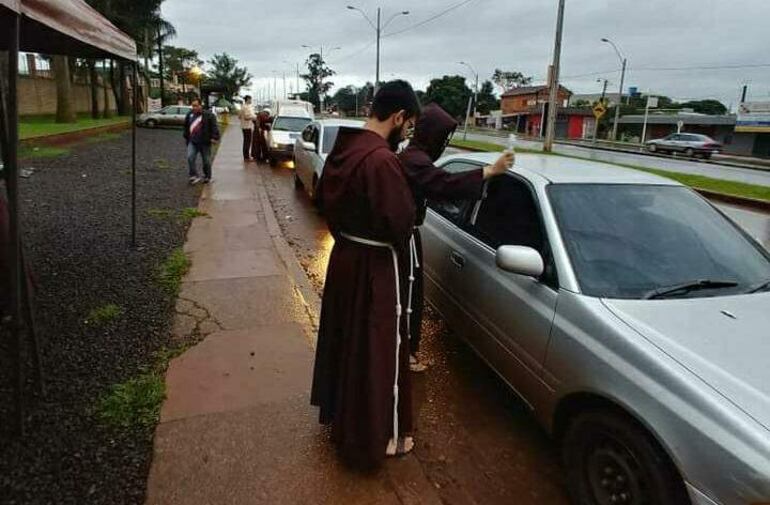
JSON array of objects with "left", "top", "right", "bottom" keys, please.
[
  {"left": 6, "top": 12, "right": 24, "bottom": 435},
  {"left": 131, "top": 62, "right": 137, "bottom": 247}
]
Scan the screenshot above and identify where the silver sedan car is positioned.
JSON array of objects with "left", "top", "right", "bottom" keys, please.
[
  {"left": 293, "top": 119, "right": 364, "bottom": 199},
  {"left": 645, "top": 133, "right": 723, "bottom": 158},
  {"left": 422, "top": 152, "right": 770, "bottom": 505}
]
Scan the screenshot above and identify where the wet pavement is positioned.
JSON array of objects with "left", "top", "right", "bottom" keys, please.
[
  {"left": 463, "top": 131, "right": 770, "bottom": 187},
  {"left": 264, "top": 162, "right": 570, "bottom": 504}
]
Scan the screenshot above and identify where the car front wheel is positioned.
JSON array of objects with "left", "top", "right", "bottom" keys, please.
[
  {"left": 562, "top": 410, "right": 689, "bottom": 505},
  {"left": 294, "top": 170, "right": 303, "bottom": 189},
  {"left": 647, "top": 144, "right": 657, "bottom": 153},
  {"left": 146, "top": 119, "right": 157, "bottom": 128},
  {"left": 685, "top": 147, "right": 695, "bottom": 157}
]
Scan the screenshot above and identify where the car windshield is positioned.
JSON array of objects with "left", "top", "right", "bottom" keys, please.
[
  {"left": 548, "top": 184, "right": 770, "bottom": 299},
  {"left": 273, "top": 116, "right": 311, "bottom": 132}
]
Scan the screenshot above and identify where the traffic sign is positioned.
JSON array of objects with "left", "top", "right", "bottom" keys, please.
[{"left": 593, "top": 101, "right": 607, "bottom": 119}]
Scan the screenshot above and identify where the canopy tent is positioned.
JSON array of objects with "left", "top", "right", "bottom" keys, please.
[{"left": 1, "top": 0, "right": 137, "bottom": 434}]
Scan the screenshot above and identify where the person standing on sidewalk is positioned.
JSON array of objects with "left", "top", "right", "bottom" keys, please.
[
  {"left": 238, "top": 95, "right": 256, "bottom": 161},
  {"left": 252, "top": 108, "right": 273, "bottom": 162},
  {"left": 183, "top": 99, "right": 220, "bottom": 184},
  {"left": 311, "top": 80, "right": 420, "bottom": 468},
  {"left": 398, "top": 103, "right": 513, "bottom": 372}
]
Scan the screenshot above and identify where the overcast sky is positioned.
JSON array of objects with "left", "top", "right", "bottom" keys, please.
[{"left": 162, "top": 0, "right": 770, "bottom": 110}]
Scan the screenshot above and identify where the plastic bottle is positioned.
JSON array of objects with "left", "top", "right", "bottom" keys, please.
[{"left": 506, "top": 133, "right": 517, "bottom": 154}]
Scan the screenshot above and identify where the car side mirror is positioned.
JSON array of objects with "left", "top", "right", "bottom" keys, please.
[
  {"left": 302, "top": 141, "right": 316, "bottom": 151},
  {"left": 495, "top": 245, "right": 544, "bottom": 278}
]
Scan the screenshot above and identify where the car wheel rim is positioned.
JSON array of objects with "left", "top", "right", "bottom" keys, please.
[{"left": 585, "top": 437, "right": 647, "bottom": 505}]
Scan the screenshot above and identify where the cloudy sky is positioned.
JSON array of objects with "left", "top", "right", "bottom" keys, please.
[{"left": 163, "top": 0, "right": 770, "bottom": 109}]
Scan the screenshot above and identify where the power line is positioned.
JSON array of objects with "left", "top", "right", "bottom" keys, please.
[
  {"left": 382, "top": 0, "right": 478, "bottom": 39},
  {"left": 328, "top": 40, "right": 376, "bottom": 66},
  {"left": 633, "top": 62, "right": 770, "bottom": 72}
]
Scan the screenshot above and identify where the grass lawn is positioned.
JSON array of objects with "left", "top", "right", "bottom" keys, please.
[
  {"left": 20, "top": 115, "right": 130, "bottom": 140},
  {"left": 449, "top": 139, "right": 770, "bottom": 203}
]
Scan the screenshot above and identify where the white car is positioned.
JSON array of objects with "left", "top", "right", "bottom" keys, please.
[
  {"left": 267, "top": 113, "right": 313, "bottom": 166},
  {"left": 293, "top": 119, "right": 364, "bottom": 199}
]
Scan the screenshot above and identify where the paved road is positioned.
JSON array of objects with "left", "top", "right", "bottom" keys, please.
[
  {"left": 462, "top": 132, "right": 770, "bottom": 187},
  {"left": 264, "top": 162, "right": 571, "bottom": 505}
]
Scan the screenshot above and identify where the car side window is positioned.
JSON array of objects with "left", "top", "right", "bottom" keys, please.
[
  {"left": 427, "top": 161, "right": 481, "bottom": 225},
  {"left": 301, "top": 124, "right": 314, "bottom": 142},
  {"left": 469, "top": 175, "right": 544, "bottom": 251}
]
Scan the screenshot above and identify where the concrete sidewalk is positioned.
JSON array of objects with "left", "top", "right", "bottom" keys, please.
[{"left": 144, "top": 124, "right": 442, "bottom": 504}]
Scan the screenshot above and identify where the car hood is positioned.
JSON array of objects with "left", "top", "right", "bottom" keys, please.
[{"left": 602, "top": 292, "right": 770, "bottom": 432}]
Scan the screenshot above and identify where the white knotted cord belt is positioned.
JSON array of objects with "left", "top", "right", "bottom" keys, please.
[{"left": 339, "top": 231, "right": 417, "bottom": 449}]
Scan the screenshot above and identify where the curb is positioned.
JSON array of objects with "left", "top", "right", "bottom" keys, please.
[
  {"left": 253, "top": 166, "right": 322, "bottom": 344},
  {"left": 450, "top": 143, "right": 770, "bottom": 213},
  {"left": 20, "top": 121, "right": 132, "bottom": 146}
]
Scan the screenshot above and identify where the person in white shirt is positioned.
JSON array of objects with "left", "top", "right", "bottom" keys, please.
[{"left": 238, "top": 95, "right": 257, "bottom": 161}]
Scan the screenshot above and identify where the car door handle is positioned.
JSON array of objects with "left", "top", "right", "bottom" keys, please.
[{"left": 450, "top": 251, "right": 466, "bottom": 269}]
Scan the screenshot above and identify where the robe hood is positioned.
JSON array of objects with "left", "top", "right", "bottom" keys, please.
[{"left": 409, "top": 103, "right": 458, "bottom": 162}]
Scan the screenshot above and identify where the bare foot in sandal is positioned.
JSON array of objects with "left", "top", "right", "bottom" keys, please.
[{"left": 386, "top": 436, "right": 415, "bottom": 457}]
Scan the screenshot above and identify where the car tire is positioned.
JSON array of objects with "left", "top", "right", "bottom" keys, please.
[
  {"left": 269, "top": 157, "right": 278, "bottom": 167},
  {"left": 703, "top": 152, "right": 712, "bottom": 160},
  {"left": 562, "top": 410, "right": 689, "bottom": 505},
  {"left": 145, "top": 119, "right": 157, "bottom": 128},
  {"left": 294, "top": 171, "right": 303, "bottom": 189},
  {"left": 647, "top": 144, "right": 656, "bottom": 153},
  {"left": 685, "top": 147, "right": 695, "bottom": 157}
]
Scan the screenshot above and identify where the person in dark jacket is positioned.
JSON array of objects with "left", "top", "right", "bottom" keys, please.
[
  {"left": 183, "top": 99, "right": 220, "bottom": 184},
  {"left": 398, "top": 103, "right": 513, "bottom": 371},
  {"left": 252, "top": 108, "right": 273, "bottom": 163}
]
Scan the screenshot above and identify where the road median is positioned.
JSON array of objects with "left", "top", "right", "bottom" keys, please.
[{"left": 450, "top": 139, "right": 770, "bottom": 212}]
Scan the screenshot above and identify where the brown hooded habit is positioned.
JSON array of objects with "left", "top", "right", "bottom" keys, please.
[
  {"left": 310, "top": 127, "right": 416, "bottom": 468},
  {"left": 398, "top": 103, "right": 485, "bottom": 356}
]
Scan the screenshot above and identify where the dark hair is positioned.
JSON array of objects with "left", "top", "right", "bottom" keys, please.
[
  {"left": 370, "top": 80, "right": 420, "bottom": 121},
  {"left": 191, "top": 98, "right": 201, "bottom": 106},
  {"left": 244, "top": 95, "right": 252, "bottom": 101}
]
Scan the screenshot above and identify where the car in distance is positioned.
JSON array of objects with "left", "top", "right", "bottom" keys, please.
[
  {"left": 137, "top": 105, "right": 192, "bottom": 128},
  {"left": 266, "top": 111, "right": 313, "bottom": 166},
  {"left": 422, "top": 152, "right": 770, "bottom": 505},
  {"left": 645, "top": 133, "right": 723, "bottom": 158},
  {"left": 293, "top": 119, "right": 365, "bottom": 199}
]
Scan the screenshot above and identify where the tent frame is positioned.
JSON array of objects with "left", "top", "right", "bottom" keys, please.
[{"left": 0, "top": 3, "right": 138, "bottom": 435}]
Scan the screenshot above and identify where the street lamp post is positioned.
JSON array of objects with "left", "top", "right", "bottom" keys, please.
[
  {"left": 602, "top": 37, "right": 627, "bottom": 141},
  {"left": 347, "top": 6, "right": 409, "bottom": 90},
  {"left": 544, "top": 0, "right": 566, "bottom": 152},
  {"left": 459, "top": 61, "right": 479, "bottom": 141}
]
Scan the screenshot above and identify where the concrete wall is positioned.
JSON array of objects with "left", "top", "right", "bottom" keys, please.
[{"left": 18, "top": 75, "right": 117, "bottom": 116}]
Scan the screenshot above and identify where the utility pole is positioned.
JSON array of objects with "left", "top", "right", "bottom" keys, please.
[
  {"left": 459, "top": 61, "right": 479, "bottom": 140},
  {"left": 283, "top": 72, "right": 287, "bottom": 100},
  {"left": 347, "top": 6, "right": 409, "bottom": 93},
  {"left": 376, "top": 7, "right": 381, "bottom": 88},
  {"left": 296, "top": 63, "right": 301, "bottom": 98},
  {"left": 740, "top": 84, "right": 748, "bottom": 104},
  {"left": 641, "top": 94, "right": 657, "bottom": 144},
  {"left": 543, "top": 0, "right": 565, "bottom": 152},
  {"left": 592, "top": 78, "right": 608, "bottom": 143}
]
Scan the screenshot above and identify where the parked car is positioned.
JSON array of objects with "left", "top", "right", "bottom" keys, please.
[
  {"left": 645, "top": 133, "right": 723, "bottom": 158},
  {"left": 422, "top": 152, "right": 770, "bottom": 505},
  {"left": 137, "top": 105, "right": 191, "bottom": 128},
  {"left": 267, "top": 112, "right": 313, "bottom": 166},
  {"left": 293, "top": 119, "right": 365, "bottom": 199}
]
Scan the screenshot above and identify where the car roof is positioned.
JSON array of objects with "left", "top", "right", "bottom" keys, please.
[
  {"left": 316, "top": 119, "right": 365, "bottom": 128},
  {"left": 439, "top": 152, "right": 682, "bottom": 186}
]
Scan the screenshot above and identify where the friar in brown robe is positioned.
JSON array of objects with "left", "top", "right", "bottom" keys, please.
[
  {"left": 310, "top": 80, "right": 421, "bottom": 468},
  {"left": 398, "top": 104, "right": 513, "bottom": 370}
]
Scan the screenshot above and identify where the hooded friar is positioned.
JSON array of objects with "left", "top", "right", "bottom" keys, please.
[{"left": 398, "top": 103, "right": 486, "bottom": 362}]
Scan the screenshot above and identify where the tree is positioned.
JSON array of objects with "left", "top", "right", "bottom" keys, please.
[
  {"left": 476, "top": 80, "right": 499, "bottom": 115},
  {"left": 301, "top": 53, "right": 335, "bottom": 112},
  {"left": 206, "top": 53, "right": 252, "bottom": 101},
  {"left": 492, "top": 68, "right": 532, "bottom": 94},
  {"left": 425, "top": 75, "right": 472, "bottom": 119},
  {"left": 163, "top": 45, "right": 203, "bottom": 98},
  {"left": 331, "top": 86, "right": 357, "bottom": 115},
  {"left": 677, "top": 99, "right": 727, "bottom": 115},
  {"left": 52, "top": 55, "right": 76, "bottom": 123}
]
